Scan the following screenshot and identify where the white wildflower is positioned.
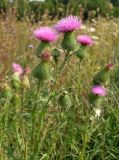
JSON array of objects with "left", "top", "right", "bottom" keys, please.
[
  {"left": 89, "top": 27, "right": 96, "bottom": 32},
  {"left": 94, "top": 108, "right": 101, "bottom": 118}
]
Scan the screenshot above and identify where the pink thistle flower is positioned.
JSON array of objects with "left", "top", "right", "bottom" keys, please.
[
  {"left": 55, "top": 15, "right": 81, "bottom": 32},
  {"left": 12, "top": 63, "right": 23, "bottom": 76},
  {"left": 77, "top": 35, "right": 93, "bottom": 46},
  {"left": 33, "top": 27, "right": 57, "bottom": 42},
  {"left": 91, "top": 86, "right": 106, "bottom": 96}
]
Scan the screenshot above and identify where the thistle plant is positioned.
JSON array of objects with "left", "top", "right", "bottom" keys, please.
[
  {"left": 30, "top": 16, "right": 95, "bottom": 158},
  {"left": 55, "top": 15, "right": 81, "bottom": 52}
]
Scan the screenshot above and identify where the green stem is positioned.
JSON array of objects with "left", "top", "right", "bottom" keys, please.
[
  {"left": 45, "top": 53, "right": 70, "bottom": 106},
  {"left": 31, "top": 83, "right": 41, "bottom": 151},
  {"left": 21, "top": 88, "right": 25, "bottom": 113},
  {"left": 20, "top": 88, "right": 28, "bottom": 158},
  {"left": 31, "top": 53, "right": 70, "bottom": 158},
  {"left": 80, "top": 131, "right": 88, "bottom": 160}
]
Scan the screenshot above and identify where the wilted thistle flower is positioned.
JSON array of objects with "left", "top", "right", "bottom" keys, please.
[
  {"left": 24, "top": 66, "right": 31, "bottom": 75},
  {"left": 33, "top": 51, "right": 51, "bottom": 83},
  {"left": 105, "top": 63, "right": 113, "bottom": 71},
  {"left": 40, "top": 51, "right": 51, "bottom": 61},
  {"left": 75, "top": 35, "right": 93, "bottom": 59},
  {"left": 77, "top": 35, "right": 93, "bottom": 46},
  {"left": 91, "top": 86, "right": 106, "bottom": 96},
  {"left": 12, "top": 63, "right": 23, "bottom": 76},
  {"left": 93, "top": 63, "right": 113, "bottom": 85},
  {"left": 114, "top": 66, "right": 119, "bottom": 88},
  {"left": 55, "top": 15, "right": 81, "bottom": 52},
  {"left": 33, "top": 27, "right": 57, "bottom": 56}
]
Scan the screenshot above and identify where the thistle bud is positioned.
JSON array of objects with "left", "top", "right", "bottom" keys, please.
[
  {"left": 33, "top": 52, "right": 51, "bottom": 83},
  {"left": 61, "top": 32, "right": 79, "bottom": 52},
  {"left": 21, "top": 75, "right": 30, "bottom": 89},
  {"left": 75, "top": 46, "right": 86, "bottom": 59},
  {"left": 58, "top": 92, "right": 71, "bottom": 107},
  {"left": 1, "top": 83, "right": 12, "bottom": 99},
  {"left": 11, "top": 72, "right": 21, "bottom": 89},
  {"left": 52, "top": 48, "right": 60, "bottom": 63},
  {"left": 93, "top": 64, "right": 113, "bottom": 85}
]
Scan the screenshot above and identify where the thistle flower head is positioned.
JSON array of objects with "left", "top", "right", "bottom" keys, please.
[
  {"left": 77, "top": 35, "right": 93, "bottom": 46},
  {"left": 12, "top": 63, "right": 23, "bottom": 76},
  {"left": 55, "top": 15, "right": 81, "bottom": 32},
  {"left": 41, "top": 51, "right": 51, "bottom": 61},
  {"left": 91, "top": 86, "right": 106, "bottom": 96},
  {"left": 34, "top": 27, "right": 57, "bottom": 42}
]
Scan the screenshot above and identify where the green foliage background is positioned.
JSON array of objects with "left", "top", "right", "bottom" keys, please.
[{"left": 0, "top": 0, "right": 119, "bottom": 19}]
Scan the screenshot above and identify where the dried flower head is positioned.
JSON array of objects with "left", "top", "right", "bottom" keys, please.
[
  {"left": 91, "top": 86, "right": 106, "bottom": 96},
  {"left": 55, "top": 15, "right": 81, "bottom": 32},
  {"left": 24, "top": 67, "right": 31, "bottom": 75},
  {"left": 77, "top": 35, "right": 93, "bottom": 46},
  {"left": 34, "top": 27, "right": 57, "bottom": 42},
  {"left": 41, "top": 51, "right": 51, "bottom": 61}
]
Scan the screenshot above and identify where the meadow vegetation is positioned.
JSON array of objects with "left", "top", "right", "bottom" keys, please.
[
  {"left": 0, "top": 12, "right": 119, "bottom": 160},
  {"left": 0, "top": 0, "right": 119, "bottom": 21}
]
